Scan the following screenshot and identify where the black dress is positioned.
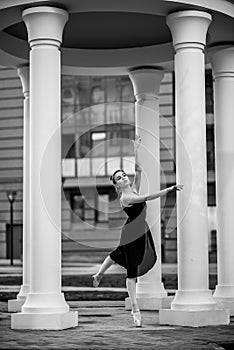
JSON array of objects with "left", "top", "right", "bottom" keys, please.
[{"left": 110, "top": 201, "right": 157, "bottom": 278}]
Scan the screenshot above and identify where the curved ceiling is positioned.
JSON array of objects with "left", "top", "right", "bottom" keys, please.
[
  {"left": 0, "top": 0, "right": 234, "bottom": 73},
  {"left": 4, "top": 12, "right": 172, "bottom": 50}
]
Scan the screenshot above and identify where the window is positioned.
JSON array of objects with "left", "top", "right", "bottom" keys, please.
[
  {"left": 205, "top": 69, "right": 214, "bottom": 114},
  {"left": 71, "top": 193, "right": 95, "bottom": 223},
  {"left": 61, "top": 75, "right": 136, "bottom": 177},
  {"left": 91, "top": 131, "right": 106, "bottom": 157},
  {"left": 79, "top": 132, "right": 91, "bottom": 158},
  {"left": 77, "top": 158, "right": 90, "bottom": 176},
  {"left": 62, "top": 134, "right": 76, "bottom": 158},
  {"left": 91, "top": 85, "right": 105, "bottom": 104},
  {"left": 71, "top": 192, "right": 109, "bottom": 225},
  {"left": 91, "top": 132, "right": 106, "bottom": 142},
  {"left": 206, "top": 125, "right": 215, "bottom": 171},
  {"left": 107, "top": 124, "right": 134, "bottom": 144},
  {"left": 62, "top": 87, "right": 76, "bottom": 105},
  {"left": 62, "top": 159, "right": 76, "bottom": 177},
  {"left": 97, "top": 194, "right": 109, "bottom": 222},
  {"left": 71, "top": 194, "right": 85, "bottom": 222},
  {"left": 108, "top": 124, "right": 121, "bottom": 145},
  {"left": 208, "top": 183, "right": 216, "bottom": 206},
  {"left": 92, "top": 157, "right": 106, "bottom": 176},
  {"left": 121, "top": 83, "right": 134, "bottom": 102}
]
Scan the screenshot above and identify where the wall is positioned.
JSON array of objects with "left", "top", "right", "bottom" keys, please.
[{"left": 0, "top": 67, "right": 23, "bottom": 258}]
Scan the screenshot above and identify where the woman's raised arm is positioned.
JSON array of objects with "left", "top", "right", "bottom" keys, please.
[{"left": 121, "top": 185, "right": 183, "bottom": 207}]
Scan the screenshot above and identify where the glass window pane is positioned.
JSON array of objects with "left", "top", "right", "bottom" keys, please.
[
  {"left": 92, "top": 157, "right": 106, "bottom": 176},
  {"left": 122, "top": 137, "right": 134, "bottom": 156},
  {"left": 205, "top": 69, "right": 214, "bottom": 114},
  {"left": 77, "top": 158, "right": 90, "bottom": 176},
  {"left": 98, "top": 194, "right": 109, "bottom": 222},
  {"left": 121, "top": 83, "right": 134, "bottom": 102},
  {"left": 77, "top": 76, "right": 91, "bottom": 109},
  {"left": 107, "top": 157, "right": 121, "bottom": 176},
  {"left": 90, "top": 104, "right": 105, "bottom": 125},
  {"left": 62, "top": 134, "right": 76, "bottom": 158},
  {"left": 84, "top": 209, "right": 95, "bottom": 220},
  {"left": 123, "top": 156, "right": 135, "bottom": 175},
  {"left": 106, "top": 137, "right": 121, "bottom": 157},
  {"left": 62, "top": 159, "right": 75, "bottom": 177},
  {"left": 107, "top": 102, "right": 121, "bottom": 124},
  {"left": 72, "top": 195, "right": 84, "bottom": 222},
  {"left": 122, "top": 103, "right": 135, "bottom": 123},
  {"left": 91, "top": 131, "right": 106, "bottom": 157},
  {"left": 91, "top": 132, "right": 106, "bottom": 141},
  {"left": 91, "top": 84, "right": 105, "bottom": 104},
  {"left": 62, "top": 87, "right": 76, "bottom": 105},
  {"left": 106, "top": 77, "right": 118, "bottom": 102},
  {"left": 79, "top": 132, "right": 91, "bottom": 158}
]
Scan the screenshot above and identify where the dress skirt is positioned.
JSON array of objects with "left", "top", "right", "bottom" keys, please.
[{"left": 110, "top": 201, "right": 157, "bottom": 278}]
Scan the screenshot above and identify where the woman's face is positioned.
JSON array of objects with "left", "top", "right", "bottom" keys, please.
[{"left": 114, "top": 170, "right": 130, "bottom": 188}]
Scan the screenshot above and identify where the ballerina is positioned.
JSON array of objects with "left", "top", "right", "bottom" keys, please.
[{"left": 92, "top": 135, "right": 183, "bottom": 327}]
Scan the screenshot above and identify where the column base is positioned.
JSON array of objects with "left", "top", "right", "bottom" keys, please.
[
  {"left": 125, "top": 296, "right": 174, "bottom": 310},
  {"left": 21, "top": 292, "right": 69, "bottom": 313},
  {"left": 8, "top": 299, "right": 26, "bottom": 313},
  {"left": 171, "top": 289, "right": 217, "bottom": 311},
  {"left": 213, "top": 285, "right": 234, "bottom": 316},
  {"left": 159, "top": 308, "right": 229, "bottom": 327},
  {"left": 11, "top": 311, "right": 78, "bottom": 330},
  {"left": 8, "top": 284, "right": 29, "bottom": 312},
  {"left": 213, "top": 297, "right": 234, "bottom": 316}
]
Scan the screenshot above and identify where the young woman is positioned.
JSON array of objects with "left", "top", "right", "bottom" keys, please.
[{"left": 92, "top": 135, "right": 183, "bottom": 327}]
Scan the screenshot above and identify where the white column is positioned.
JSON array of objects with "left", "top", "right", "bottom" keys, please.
[
  {"left": 210, "top": 46, "right": 234, "bottom": 315},
  {"left": 11, "top": 6, "right": 78, "bottom": 330},
  {"left": 8, "top": 67, "right": 30, "bottom": 312},
  {"left": 125, "top": 68, "right": 172, "bottom": 310},
  {"left": 159, "top": 10, "right": 229, "bottom": 326}
]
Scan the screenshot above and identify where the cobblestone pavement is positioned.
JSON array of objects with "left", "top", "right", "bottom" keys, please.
[{"left": 1, "top": 301, "right": 234, "bottom": 350}]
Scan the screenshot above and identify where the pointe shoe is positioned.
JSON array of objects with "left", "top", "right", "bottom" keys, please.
[
  {"left": 92, "top": 273, "right": 103, "bottom": 287},
  {"left": 132, "top": 310, "right": 142, "bottom": 327}
]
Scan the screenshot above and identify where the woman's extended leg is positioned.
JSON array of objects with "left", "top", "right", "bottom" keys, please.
[
  {"left": 126, "top": 277, "right": 142, "bottom": 327},
  {"left": 92, "top": 255, "right": 115, "bottom": 287}
]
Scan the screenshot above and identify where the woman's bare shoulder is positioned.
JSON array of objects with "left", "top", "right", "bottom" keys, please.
[{"left": 121, "top": 192, "right": 138, "bottom": 200}]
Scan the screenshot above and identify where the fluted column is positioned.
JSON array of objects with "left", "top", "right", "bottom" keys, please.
[
  {"left": 125, "top": 68, "right": 172, "bottom": 310},
  {"left": 210, "top": 46, "right": 234, "bottom": 315},
  {"left": 159, "top": 10, "right": 229, "bottom": 326},
  {"left": 11, "top": 6, "right": 78, "bottom": 330},
  {"left": 8, "top": 67, "right": 30, "bottom": 312}
]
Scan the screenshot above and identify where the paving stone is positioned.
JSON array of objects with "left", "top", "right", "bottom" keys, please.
[{"left": 0, "top": 301, "right": 234, "bottom": 349}]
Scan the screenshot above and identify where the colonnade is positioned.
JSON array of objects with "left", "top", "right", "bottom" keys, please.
[{"left": 8, "top": 5, "right": 234, "bottom": 329}]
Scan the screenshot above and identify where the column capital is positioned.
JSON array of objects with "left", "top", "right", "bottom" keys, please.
[
  {"left": 167, "top": 10, "right": 212, "bottom": 52},
  {"left": 208, "top": 45, "right": 234, "bottom": 79},
  {"left": 129, "top": 68, "right": 164, "bottom": 101},
  {"left": 17, "top": 66, "right": 29, "bottom": 96},
  {"left": 22, "top": 6, "right": 68, "bottom": 47}
]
